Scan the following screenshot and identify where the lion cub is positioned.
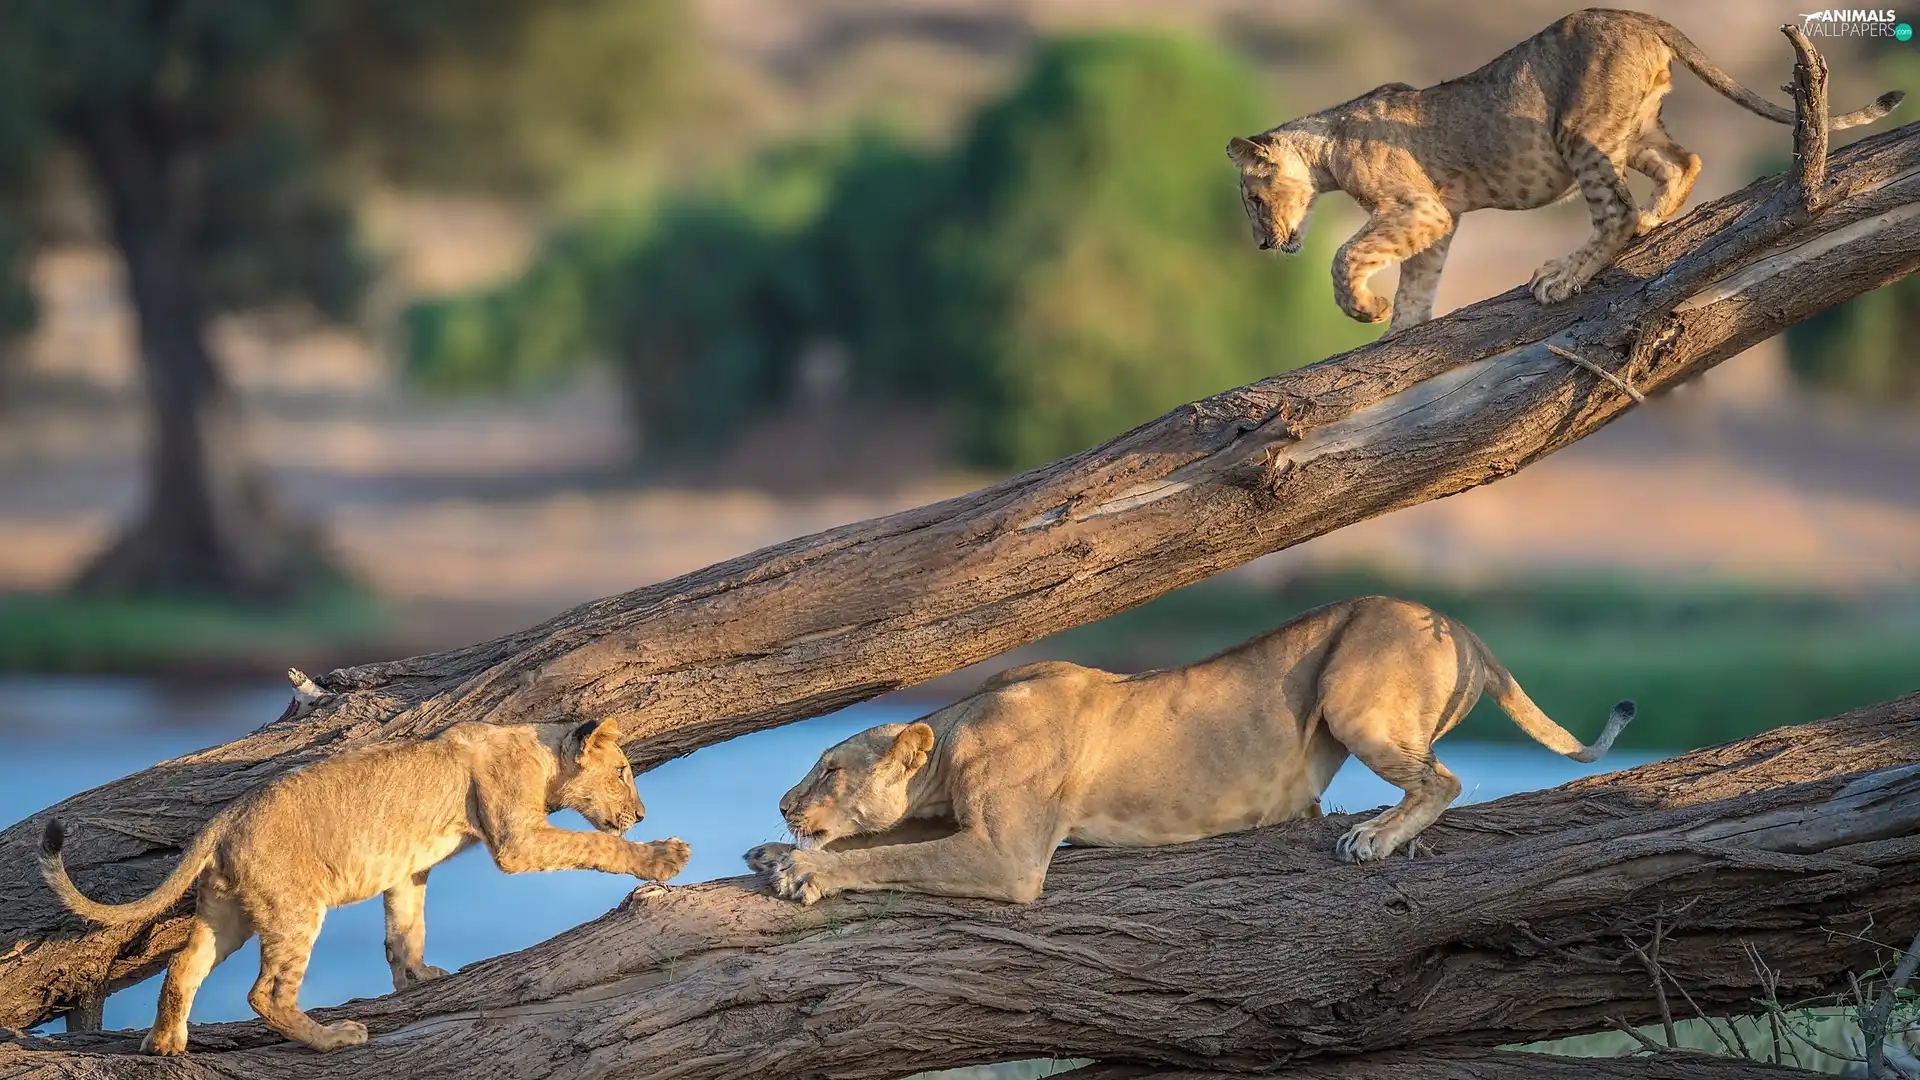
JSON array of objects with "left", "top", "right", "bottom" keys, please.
[
  {"left": 746, "top": 596, "right": 1633, "bottom": 906},
  {"left": 1228, "top": 8, "right": 1903, "bottom": 331},
  {"left": 41, "top": 718, "right": 689, "bottom": 1056}
]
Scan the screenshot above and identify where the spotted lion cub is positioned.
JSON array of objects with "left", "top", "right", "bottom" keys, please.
[
  {"left": 40, "top": 718, "right": 689, "bottom": 1056},
  {"left": 1229, "top": 8, "right": 1903, "bottom": 331}
]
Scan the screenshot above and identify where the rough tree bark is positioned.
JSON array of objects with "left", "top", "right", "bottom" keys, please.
[
  {"left": 3, "top": 693, "right": 1916, "bottom": 1079},
  {"left": 3, "top": 98, "right": 1918, "bottom": 1034},
  {"left": 66, "top": 107, "right": 334, "bottom": 600},
  {"left": 1067, "top": 1049, "right": 1839, "bottom": 1080}
]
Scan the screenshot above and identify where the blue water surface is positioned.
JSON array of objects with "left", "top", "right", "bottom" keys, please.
[{"left": 0, "top": 676, "right": 1661, "bottom": 1033}]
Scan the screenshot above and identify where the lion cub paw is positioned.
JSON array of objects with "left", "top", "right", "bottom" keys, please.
[
  {"left": 141, "top": 1027, "right": 188, "bottom": 1056},
  {"left": 769, "top": 849, "right": 827, "bottom": 905},
  {"left": 1528, "top": 257, "right": 1585, "bottom": 305},
  {"left": 743, "top": 841, "right": 794, "bottom": 874},
  {"left": 1334, "top": 819, "right": 1402, "bottom": 864},
  {"left": 312, "top": 1019, "right": 368, "bottom": 1053},
  {"left": 635, "top": 837, "right": 691, "bottom": 881}
]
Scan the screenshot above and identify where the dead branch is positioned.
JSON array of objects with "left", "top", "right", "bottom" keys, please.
[
  {"left": 1, "top": 693, "right": 1915, "bottom": 1080},
  {"left": 1782, "top": 24, "right": 1831, "bottom": 214}
]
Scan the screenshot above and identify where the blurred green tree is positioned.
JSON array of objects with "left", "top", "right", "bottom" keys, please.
[
  {"left": 931, "top": 32, "right": 1374, "bottom": 468},
  {"left": 1782, "top": 49, "right": 1919, "bottom": 403},
  {"left": 413, "top": 31, "right": 1369, "bottom": 469},
  {"left": 0, "top": 0, "right": 689, "bottom": 598}
]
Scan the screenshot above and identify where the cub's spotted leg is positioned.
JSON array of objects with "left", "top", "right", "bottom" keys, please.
[
  {"left": 1531, "top": 138, "right": 1636, "bottom": 304},
  {"left": 249, "top": 911, "right": 369, "bottom": 1053},
  {"left": 1386, "top": 221, "right": 1456, "bottom": 333},
  {"left": 1627, "top": 132, "right": 1702, "bottom": 235},
  {"left": 143, "top": 895, "right": 251, "bottom": 1056},
  {"left": 1332, "top": 196, "right": 1452, "bottom": 325},
  {"left": 383, "top": 870, "right": 448, "bottom": 991}
]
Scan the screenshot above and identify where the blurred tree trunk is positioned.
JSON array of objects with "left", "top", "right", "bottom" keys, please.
[{"left": 66, "top": 108, "right": 332, "bottom": 600}]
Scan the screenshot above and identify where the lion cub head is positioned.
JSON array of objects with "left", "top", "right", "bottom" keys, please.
[
  {"left": 554, "top": 718, "right": 646, "bottom": 835},
  {"left": 1227, "top": 134, "right": 1316, "bottom": 253},
  {"left": 778, "top": 722, "right": 935, "bottom": 849}
]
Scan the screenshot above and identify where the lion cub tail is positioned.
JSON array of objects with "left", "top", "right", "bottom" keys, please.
[
  {"left": 40, "top": 815, "right": 226, "bottom": 926},
  {"left": 1649, "top": 15, "right": 1904, "bottom": 130},
  {"left": 1465, "top": 631, "right": 1634, "bottom": 764}
]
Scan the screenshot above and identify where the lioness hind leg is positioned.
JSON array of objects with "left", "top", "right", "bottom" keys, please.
[
  {"left": 1628, "top": 132, "right": 1701, "bottom": 235},
  {"left": 143, "top": 897, "right": 251, "bottom": 1056},
  {"left": 383, "top": 871, "right": 448, "bottom": 991},
  {"left": 1326, "top": 722, "right": 1463, "bottom": 863},
  {"left": 249, "top": 912, "right": 368, "bottom": 1053}
]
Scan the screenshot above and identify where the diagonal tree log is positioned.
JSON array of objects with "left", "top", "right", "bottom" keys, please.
[
  {"left": 3, "top": 692, "right": 1917, "bottom": 1079},
  {"left": 1067, "top": 1048, "right": 1842, "bottom": 1080},
  {"left": 1, "top": 106, "right": 1917, "bottom": 1031}
]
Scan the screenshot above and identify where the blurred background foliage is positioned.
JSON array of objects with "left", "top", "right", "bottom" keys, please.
[
  {"left": 404, "top": 32, "right": 1375, "bottom": 468},
  {"left": 1781, "top": 47, "right": 1920, "bottom": 402}
]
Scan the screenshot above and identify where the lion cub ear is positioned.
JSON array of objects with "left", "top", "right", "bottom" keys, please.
[
  {"left": 571, "top": 718, "right": 621, "bottom": 760},
  {"left": 1226, "top": 136, "right": 1269, "bottom": 170},
  {"left": 885, "top": 723, "right": 935, "bottom": 775}
]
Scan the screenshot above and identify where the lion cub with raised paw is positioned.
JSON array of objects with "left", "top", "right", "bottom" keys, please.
[
  {"left": 41, "top": 717, "right": 688, "bottom": 1056},
  {"left": 745, "top": 596, "right": 1634, "bottom": 905},
  {"left": 1228, "top": 8, "right": 1903, "bottom": 331}
]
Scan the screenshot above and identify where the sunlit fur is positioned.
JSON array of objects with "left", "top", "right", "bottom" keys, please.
[
  {"left": 747, "top": 597, "right": 1633, "bottom": 906},
  {"left": 39, "top": 718, "right": 687, "bottom": 1056},
  {"left": 1225, "top": 9, "right": 1902, "bottom": 332}
]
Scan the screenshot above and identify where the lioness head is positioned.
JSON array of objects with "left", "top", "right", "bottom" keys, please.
[
  {"left": 1227, "top": 134, "right": 1315, "bottom": 253},
  {"left": 777, "top": 722, "right": 935, "bottom": 849},
  {"left": 555, "top": 718, "right": 646, "bottom": 835}
]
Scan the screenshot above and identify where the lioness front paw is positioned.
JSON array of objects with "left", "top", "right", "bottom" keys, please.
[
  {"left": 635, "top": 837, "right": 691, "bottom": 881},
  {"left": 313, "top": 1019, "right": 368, "bottom": 1053},
  {"left": 743, "top": 841, "right": 794, "bottom": 874},
  {"left": 142, "top": 1026, "right": 188, "bottom": 1056},
  {"left": 1634, "top": 211, "right": 1664, "bottom": 237},
  {"left": 769, "top": 849, "right": 828, "bottom": 906},
  {"left": 1334, "top": 818, "right": 1400, "bottom": 863},
  {"left": 1528, "top": 257, "right": 1585, "bottom": 304}
]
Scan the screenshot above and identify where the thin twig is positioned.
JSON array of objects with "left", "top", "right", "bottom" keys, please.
[
  {"left": 1780, "top": 24, "right": 1832, "bottom": 214},
  {"left": 1547, "top": 344, "right": 1647, "bottom": 404},
  {"left": 1658, "top": 955, "right": 1743, "bottom": 1058},
  {"left": 1867, "top": 930, "right": 1920, "bottom": 1080},
  {"left": 1626, "top": 907, "right": 1678, "bottom": 1048},
  {"left": 1606, "top": 1016, "right": 1669, "bottom": 1054}
]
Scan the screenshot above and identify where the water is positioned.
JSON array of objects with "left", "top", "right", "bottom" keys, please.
[{"left": 0, "top": 676, "right": 1662, "bottom": 1034}]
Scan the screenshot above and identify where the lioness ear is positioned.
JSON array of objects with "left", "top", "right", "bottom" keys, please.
[
  {"left": 885, "top": 723, "right": 935, "bottom": 775},
  {"left": 1226, "top": 135, "right": 1268, "bottom": 169},
  {"left": 572, "top": 718, "right": 620, "bottom": 759}
]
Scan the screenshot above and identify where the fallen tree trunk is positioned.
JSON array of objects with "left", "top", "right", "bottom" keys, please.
[
  {"left": 2, "top": 113, "right": 1916, "bottom": 1031},
  {"left": 1069, "top": 1048, "right": 1838, "bottom": 1080},
  {"left": 5, "top": 693, "right": 1916, "bottom": 1079}
]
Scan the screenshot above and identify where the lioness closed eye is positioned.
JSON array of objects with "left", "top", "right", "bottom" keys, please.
[
  {"left": 40, "top": 717, "right": 689, "bottom": 1056},
  {"left": 744, "top": 596, "right": 1633, "bottom": 905},
  {"left": 1228, "top": 8, "right": 1903, "bottom": 331}
]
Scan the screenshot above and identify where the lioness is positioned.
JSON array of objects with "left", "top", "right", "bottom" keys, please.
[
  {"left": 745, "top": 596, "right": 1632, "bottom": 905},
  {"left": 41, "top": 718, "right": 689, "bottom": 1056},
  {"left": 1227, "top": 8, "right": 1903, "bottom": 331}
]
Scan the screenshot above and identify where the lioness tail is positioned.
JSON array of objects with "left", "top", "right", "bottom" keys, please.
[
  {"left": 1640, "top": 14, "right": 1904, "bottom": 130},
  {"left": 1463, "top": 630, "right": 1634, "bottom": 763},
  {"left": 40, "top": 815, "right": 227, "bottom": 926}
]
